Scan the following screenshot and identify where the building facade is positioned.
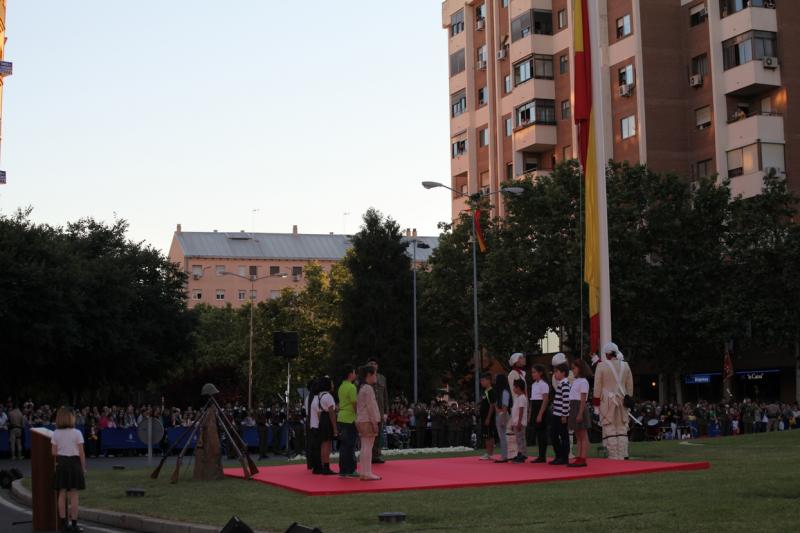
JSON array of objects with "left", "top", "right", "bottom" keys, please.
[
  {"left": 0, "top": 0, "right": 12, "bottom": 184},
  {"left": 168, "top": 225, "right": 438, "bottom": 309},
  {"left": 443, "top": 0, "right": 796, "bottom": 220}
]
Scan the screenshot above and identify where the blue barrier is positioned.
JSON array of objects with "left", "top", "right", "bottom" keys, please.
[
  {"left": 100, "top": 428, "right": 147, "bottom": 451},
  {"left": 165, "top": 426, "right": 199, "bottom": 449}
]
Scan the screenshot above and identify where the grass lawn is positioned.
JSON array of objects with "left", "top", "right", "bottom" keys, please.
[{"left": 38, "top": 431, "right": 800, "bottom": 532}]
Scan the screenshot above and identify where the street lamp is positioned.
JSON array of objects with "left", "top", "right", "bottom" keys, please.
[
  {"left": 410, "top": 238, "right": 431, "bottom": 404},
  {"left": 422, "top": 181, "right": 523, "bottom": 404},
  {"left": 222, "top": 270, "right": 288, "bottom": 412}
]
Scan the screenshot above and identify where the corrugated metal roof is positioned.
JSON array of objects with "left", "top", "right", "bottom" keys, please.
[{"left": 175, "top": 231, "right": 439, "bottom": 262}]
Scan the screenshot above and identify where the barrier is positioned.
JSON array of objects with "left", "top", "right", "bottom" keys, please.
[{"left": 100, "top": 428, "right": 147, "bottom": 451}]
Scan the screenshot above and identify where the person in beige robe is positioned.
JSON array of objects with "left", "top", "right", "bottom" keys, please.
[{"left": 592, "top": 342, "right": 634, "bottom": 460}]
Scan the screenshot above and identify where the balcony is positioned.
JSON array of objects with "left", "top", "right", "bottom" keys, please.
[
  {"left": 513, "top": 123, "right": 557, "bottom": 151},
  {"left": 726, "top": 112, "right": 784, "bottom": 150},
  {"left": 451, "top": 151, "right": 469, "bottom": 176},
  {"left": 729, "top": 171, "right": 765, "bottom": 198},
  {"left": 723, "top": 58, "right": 781, "bottom": 96},
  {"left": 720, "top": 5, "right": 777, "bottom": 41},
  {"left": 0, "top": 61, "right": 11, "bottom": 77}
]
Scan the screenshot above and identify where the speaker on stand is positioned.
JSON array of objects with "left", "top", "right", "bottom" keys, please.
[{"left": 273, "top": 331, "right": 299, "bottom": 454}]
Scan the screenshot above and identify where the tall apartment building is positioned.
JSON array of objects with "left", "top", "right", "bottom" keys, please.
[
  {"left": 0, "top": 0, "right": 11, "bottom": 184},
  {"left": 442, "top": 0, "right": 797, "bottom": 220}
]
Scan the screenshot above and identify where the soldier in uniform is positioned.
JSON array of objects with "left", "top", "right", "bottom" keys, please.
[
  {"left": 413, "top": 403, "right": 428, "bottom": 448},
  {"left": 367, "top": 358, "right": 389, "bottom": 463}
]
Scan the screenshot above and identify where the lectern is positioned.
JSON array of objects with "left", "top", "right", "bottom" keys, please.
[{"left": 30, "top": 427, "right": 58, "bottom": 531}]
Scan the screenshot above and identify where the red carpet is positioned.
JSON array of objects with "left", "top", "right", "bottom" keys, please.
[{"left": 224, "top": 456, "right": 709, "bottom": 496}]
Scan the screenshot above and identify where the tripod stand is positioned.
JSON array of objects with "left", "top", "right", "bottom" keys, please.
[{"left": 150, "top": 387, "right": 259, "bottom": 483}]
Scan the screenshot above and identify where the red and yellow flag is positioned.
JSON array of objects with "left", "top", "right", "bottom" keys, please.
[
  {"left": 474, "top": 209, "right": 488, "bottom": 253},
  {"left": 574, "top": 0, "right": 600, "bottom": 353}
]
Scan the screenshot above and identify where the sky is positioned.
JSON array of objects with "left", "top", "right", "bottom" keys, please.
[{"left": 0, "top": 1, "right": 452, "bottom": 251}]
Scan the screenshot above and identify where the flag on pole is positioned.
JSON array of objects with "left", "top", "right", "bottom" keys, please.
[
  {"left": 723, "top": 351, "right": 734, "bottom": 380},
  {"left": 574, "top": 0, "right": 601, "bottom": 353},
  {"left": 474, "top": 209, "right": 488, "bottom": 253}
]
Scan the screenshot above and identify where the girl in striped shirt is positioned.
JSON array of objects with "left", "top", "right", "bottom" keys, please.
[{"left": 549, "top": 363, "right": 571, "bottom": 465}]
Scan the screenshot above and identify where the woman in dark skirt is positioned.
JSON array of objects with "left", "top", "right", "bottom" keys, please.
[{"left": 51, "top": 407, "right": 86, "bottom": 532}]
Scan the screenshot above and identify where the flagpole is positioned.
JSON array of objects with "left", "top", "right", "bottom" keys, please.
[{"left": 587, "top": 0, "right": 612, "bottom": 349}]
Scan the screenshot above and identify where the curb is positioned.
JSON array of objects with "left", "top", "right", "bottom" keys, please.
[{"left": 11, "top": 479, "right": 262, "bottom": 533}]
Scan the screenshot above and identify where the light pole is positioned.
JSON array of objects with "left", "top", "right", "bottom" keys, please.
[
  {"left": 222, "top": 270, "right": 288, "bottom": 412},
  {"left": 422, "top": 181, "right": 523, "bottom": 404},
  {"left": 411, "top": 238, "right": 430, "bottom": 404}
]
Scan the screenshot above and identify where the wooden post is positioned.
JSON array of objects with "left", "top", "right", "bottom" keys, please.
[{"left": 30, "top": 427, "right": 58, "bottom": 531}]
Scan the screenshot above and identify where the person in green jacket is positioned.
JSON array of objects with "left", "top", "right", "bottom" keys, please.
[{"left": 337, "top": 366, "right": 359, "bottom": 478}]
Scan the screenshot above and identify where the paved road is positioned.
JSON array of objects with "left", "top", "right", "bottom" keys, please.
[{"left": 0, "top": 488, "right": 128, "bottom": 533}]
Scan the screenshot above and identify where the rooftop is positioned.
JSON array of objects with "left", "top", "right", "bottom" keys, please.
[{"left": 173, "top": 230, "right": 439, "bottom": 262}]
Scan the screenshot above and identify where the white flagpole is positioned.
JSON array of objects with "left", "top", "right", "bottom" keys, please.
[{"left": 587, "top": 0, "right": 613, "bottom": 348}]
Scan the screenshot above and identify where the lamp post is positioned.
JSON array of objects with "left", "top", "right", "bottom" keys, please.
[
  {"left": 422, "top": 181, "right": 523, "bottom": 404},
  {"left": 222, "top": 270, "right": 288, "bottom": 412},
  {"left": 411, "top": 238, "right": 431, "bottom": 404}
]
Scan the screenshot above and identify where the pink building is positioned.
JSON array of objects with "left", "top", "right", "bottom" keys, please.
[{"left": 168, "top": 225, "right": 438, "bottom": 308}]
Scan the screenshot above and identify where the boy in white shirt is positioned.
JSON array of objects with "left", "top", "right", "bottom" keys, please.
[{"left": 510, "top": 379, "right": 528, "bottom": 463}]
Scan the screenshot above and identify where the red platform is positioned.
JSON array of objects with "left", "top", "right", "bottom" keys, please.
[{"left": 224, "top": 456, "right": 709, "bottom": 496}]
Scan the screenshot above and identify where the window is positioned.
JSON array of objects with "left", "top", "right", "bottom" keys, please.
[
  {"left": 478, "top": 86, "right": 488, "bottom": 106},
  {"left": 476, "top": 4, "right": 486, "bottom": 21},
  {"left": 722, "top": 31, "right": 777, "bottom": 70},
  {"left": 515, "top": 99, "right": 556, "bottom": 127},
  {"left": 479, "top": 127, "right": 489, "bottom": 147},
  {"left": 533, "top": 10, "right": 553, "bottom": 35},
  {"left": 616, "top": 14, "right": 632, "bottom": 39},
  {"left": 450, "top": 49, "right": 466, "bottom": 76},
  {"left": 621, "top": 115, "right": 636, "bottom": 139},
  {"left": 558, "top": 9, "right": 568, "bottom": 29},
  {"left": 238, "top": 265, "right": 246, "bottom": 277},
  {"left": 514, "top": 55, "right": 553, "bottom": 85},
  {"left": 560, "top": 54, "right": 569, "bottom": 74},
  {"left": 451, "top": 90, "right": 467, "bottom": 117},
  {"left": 727, "top": 142, "right": 784, "bottom": 178},
  {"left": 476, "top": 45, "right": 487, "bottom": 64},
  {"left": 511, "top": 11, "right": 532, "bottom": 42},
  {"left": 450, "top": 9, "right": 464, "bottom": 37},
  {"left": 215, "top": 289, "right": 225, "bottom": 301},
  {"left": 618, "top": 64, "right": 634, "bottom": 87},
  {"left": 191, "top": 265, "right": 203, "bottom": 277},
  {"left": 504, "top": 75, "right": 512, "bottom": 93},
  {"left": 452, "top": 139, "right": 468, "bottom": 158},
  {"left": 562, "top": 145, "right": 572, "bottom": 161},
  {"left": 696, "top": 159, "right": 712, "bottom": 178},
  {"left": 561, "top": 100, "right": 571, "bottom": 119},
  {"left": 250, "top": 290, "right": 257, "bottom": 301},
  {"left": 505, "top": 117, "right": 513, "bottom": 136},
  {"left": 691, "top": 54, "right": 709, "bottom": 76},
  {"left": 270, "top": 290, "right": 281, "bottom": 300},
  {"left": 238, "top": 290, "right": 246, "bottom": 301},
  {"left": 249, "top": 265, "right": 258, "bottom": 277},
  {"left": 506, "top": 163, "right": 513, "bottom": 180},
  {"left": 292, "top": 266, "right": 303, "bottom": 277},
  {"left": 695, "top": 106, "right": 712, "bottom": 129},
  {"left": 503, "top": 0, "right": 509, "bottom": 7},
  {"left": 761, "top": 96, "right": 772, "bottom": 113},
  {"left": 192, "top": 290, "right": 203, "bottom": 300},
  {"left": 214, "top": 265, "right": 225, "bottom": 276},
  {"left": 690, "top": 4, "right": 707, "bottom": 26},
  {"left": 269, "top": 265, "right": 279, "bottom": 276}
]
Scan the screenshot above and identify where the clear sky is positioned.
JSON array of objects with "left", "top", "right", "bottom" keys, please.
[{"left": 0, "top": 1, "right": 452, "bottom": 250}]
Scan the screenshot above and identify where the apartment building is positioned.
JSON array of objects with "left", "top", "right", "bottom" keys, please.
[
  {"left": 0, "top": 0, "right": 12, "bottom": 184},
  {"left": 442, "top": 0, "right": 797, "bottom": 219},
  {"left": 168, "top": 225, "right": 438, "bottom": 309}
]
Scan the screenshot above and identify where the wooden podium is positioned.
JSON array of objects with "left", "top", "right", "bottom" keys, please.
[{"left": 30, "top": 427, "right": 58, "bottom": 531}]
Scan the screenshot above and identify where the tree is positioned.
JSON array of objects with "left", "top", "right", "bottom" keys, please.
[{"left": 333, "top": 208, "right": 412, "bottom": 393}]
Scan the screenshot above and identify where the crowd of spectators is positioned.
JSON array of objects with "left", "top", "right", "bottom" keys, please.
[{"left": 2, "top": 396, "right": 798, "bottom": 458}]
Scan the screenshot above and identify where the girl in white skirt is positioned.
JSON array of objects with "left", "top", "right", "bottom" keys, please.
[{"left": 52, "top": 407, "right": 86, "bottom": 532}]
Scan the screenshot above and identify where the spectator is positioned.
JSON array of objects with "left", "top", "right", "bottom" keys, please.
[
  {"left": 309, "top": 376, "right": 337, "bottom": 475},
  {"left": 366, "top": 358, "right": 389, "bottom": 465},
  {"left": 356, "top": 365, "right": 382, "bottom": 481},
  {"left": 337, "top": 366, "right": 359, "bottom": 478},
  {"left": 8, "top": 403, "right": 25, "bottom": 460}
]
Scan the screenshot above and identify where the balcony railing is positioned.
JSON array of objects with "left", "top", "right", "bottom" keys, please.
[
  {"left": 720, "top": 0, "right": 776, "bottom": 19},
  {"left": 726, "top": 110, "right": 781, "bottom": 124}
]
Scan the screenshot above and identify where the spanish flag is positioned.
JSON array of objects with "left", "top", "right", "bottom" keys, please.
[
  {"left": 574, "top": 0, "right": 600, "bottom": 353},
  {"left": 474, "top": 209, "right": 488, "bottom": 253}
]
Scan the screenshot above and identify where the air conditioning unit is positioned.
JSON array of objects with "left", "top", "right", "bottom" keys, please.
[
  {"left": 476, "top": 19, "right": 485, "bottom": 31},
  {"left": 496, "top": 49, "right": 507, "bottom": 60},
  {"left": 618, "top": 84, "right": 633, "bottom": 97},
  {"left": 689, "top": 74, "right": 704, "bottom": 87},
  {"left": 476, "top": 59, "right": 487, "bottom": 70},
  {"left": 193, "top": 274, "right": 201, "bottom": 280},
  {"left": 764, "top": 166, "right": 783, "bottom": 176},
  {"left": 762, "top": 56, "right": 779, "bottom": 69}
]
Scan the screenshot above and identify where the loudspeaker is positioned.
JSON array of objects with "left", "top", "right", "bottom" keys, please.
[
  {"left": 284, "top": 523, "right": 323, "bottom": 533},
  {"left": 273, "top": 331, "right": 299, "bottom": 359},
  {"left": 220, "top": 516, "right": 254, "bottom": 533}
]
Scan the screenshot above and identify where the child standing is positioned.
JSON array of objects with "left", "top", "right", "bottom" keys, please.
[
  {"left": 51, "top": 407, "right": 86, "bottom": 533},
  {"left": 479, "top": 373, "right": 496, "bottom": 460},
  {"left": 510, "top": 379, "right": 528, "bottom": 463},
  {"left": 493, "top": 374, "right": 511, "bottom": 463},
  {"left": 550, "top": 364, "right": 571, "bottom": 465},
  {"left": 529, "top": 364, "right": 550, "bottom": 464},
  {"left": 568, "top": 359, "right": 592, "bottom": 467}
]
